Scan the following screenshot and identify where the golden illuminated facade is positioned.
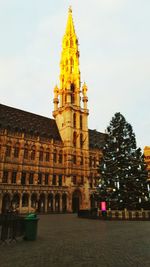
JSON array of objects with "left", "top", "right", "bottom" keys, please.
[
  {"left": 0, "top": 8, "right": 106, "bottom": 214},
  {"left": 144, "top": 146, "right": 150, "bottom": 180}
]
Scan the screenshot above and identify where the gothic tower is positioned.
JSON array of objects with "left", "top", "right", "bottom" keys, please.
[{"left": 53, "top": 7, "right": 90, "bottom": 210}]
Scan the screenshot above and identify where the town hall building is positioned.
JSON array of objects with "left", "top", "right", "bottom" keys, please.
[{"left": 0, "top": 8, "right": 106, "bottom": 213}]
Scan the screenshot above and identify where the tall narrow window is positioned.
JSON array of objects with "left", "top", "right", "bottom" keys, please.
[
  {"left": 80, "top": 133, "right": 83, "bottom": 148},
  {"left": 31, "top": 146, "right": 35, "bottom": 160},
  {"left": 73, "top": 132, "right": 77, "bottom": 147},
  {"left": 71, "top": 83, "right": 75, "bottom": 104},
  {"left": 59, "top": 151, "right": 63, "bottom": 163},
  {"left": 39, "top": 148, "right": 44, "bottom": 161},
  {"left": 46, "top": 151, "right": 50, "bottom": 162},
  {"left": 14, "top": 144, "right": 19, "bottom": 158},
  {"left": 6, "top": 145, "right": 11, "bottom": 157},
  {"left": 70, "top": 39, "right": 73, "bottom": 47},
  {"left": 52, "top": 175, "right": 56, "bottom": 185},
  {"left": 29, "top": 173, "right": 34, "bottom": 184},
  {"left": 2, "top": 171, "right": 8, "bottom": 183},
  {"left": 73, "top": 113, "right": 76, "bottom": 128},
  {"left": 73, "top": 154, "right": 76, "bottom": 164},
  {"left": 38, "top": 173, "right": 42, "bottom": 185},
  {"left": 80, "top": 115, "right": 83, "bottom": 130},
  {"left": 11, "top": 171, "right": 17, "bottom": 184},
  {"left": 80, "top": 155, "right": 83, "bottom": 165},
  {"left": 24, "top": 148, "right": 28, "bottom": 159},
  {"left": 58, "top": 175, "right": 62, "bottom": 186},
  {"left": 21, "top": 172, "right": 26, "bottom": 185},
  {"left": 45, "top": 173, "right": 49, "bottom": 185}
]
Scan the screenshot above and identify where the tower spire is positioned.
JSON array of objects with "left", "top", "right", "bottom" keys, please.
[
  {"left": 65, "top": 6, "right": 75, "bottom": 36},
  {"left": 59, "top": 7, "right": 80, "bottom": 107}
]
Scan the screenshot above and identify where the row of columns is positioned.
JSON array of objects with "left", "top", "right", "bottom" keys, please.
[{"left": 0, "top": 192, "right": 69, "bottom": 214}]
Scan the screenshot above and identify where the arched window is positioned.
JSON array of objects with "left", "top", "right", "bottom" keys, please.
[
  {"left": 46, "top": 148, "right": 50, "bottom": 162},
  {"left": 24, "top": 144, "right": 28, "bottom": 159},
  {"left": 22, "top": 194, "right": 29, "bottom": 207},
  {"left": 14, "top": 143, "right": 19, "bottom": 158},
  {"left": 31, "top": 146, "right": 36, "bottom": 160},
  {"left": 73, "top": 113, "right": 76, "bottom": 128},
  {"left": 80, "top": 115, "right": 83, "bottom": 130},
  {"left": 48, "top": 194, "right": 53, "bottom": 212},
  {"left": 62, "top": 194, "right": 67, "bottom": 212},
  {"left": 73, "top": 132, "right": 77, "bottom": 147},
  {"left": 55, "top": 194, "right": 60, "bottom": 212},
  {"left": 12, "top": 194, "right": 20, "bottom": 208},
  {"left": 31, "top": 194, "right": 37, "bottom": 208}
]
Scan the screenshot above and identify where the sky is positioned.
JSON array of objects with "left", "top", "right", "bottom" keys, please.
[{"left": 0, "top": 0, "right": 150, "bottom": 150}]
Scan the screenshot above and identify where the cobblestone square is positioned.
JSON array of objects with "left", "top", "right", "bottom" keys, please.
[{"left": 0, "top": 214, "right": 150, "bottom": 267}]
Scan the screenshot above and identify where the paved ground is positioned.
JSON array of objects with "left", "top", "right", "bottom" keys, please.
[{"left": 0, "top": 214, "right": 150, "bottom": 267}]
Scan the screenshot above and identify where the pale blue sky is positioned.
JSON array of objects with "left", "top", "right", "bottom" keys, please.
[{"left": 0, "top": 0, "right": 150, "bottom": 149}]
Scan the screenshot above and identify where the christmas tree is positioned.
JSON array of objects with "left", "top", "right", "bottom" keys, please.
[{"left": 97, "top": 112, "right": 149, "bottom": 210}]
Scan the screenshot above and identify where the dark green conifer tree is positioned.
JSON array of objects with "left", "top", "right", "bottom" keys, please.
[{"left": 98, "top": 112, "right": 149, "bottom": 210}]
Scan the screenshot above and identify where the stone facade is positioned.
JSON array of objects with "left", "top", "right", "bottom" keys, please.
[{"left": 0, "top": 8, "right": 106, "bottom": 214}]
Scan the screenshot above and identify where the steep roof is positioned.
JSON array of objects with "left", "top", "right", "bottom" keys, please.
[
  {"left": 0, "top": 103, "right": 107, "bottom": 148},
  {"left": 0, "top": 104, "right": 62, "bottom": 141},
  {"left": 88, "top": 129, "right": 107, "bottom": 149}
]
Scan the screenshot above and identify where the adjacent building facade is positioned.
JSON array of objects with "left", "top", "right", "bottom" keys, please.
[
  {"left": 144, "top": 146, "right": 150, "bottom": 179},
  {"left": 0, "top": 8, "right": 106, "bottom": 213}
]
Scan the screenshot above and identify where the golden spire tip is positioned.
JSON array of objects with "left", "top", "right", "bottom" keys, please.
[{"left": 69, "top": 6, "right": 72, "bottom": 13}]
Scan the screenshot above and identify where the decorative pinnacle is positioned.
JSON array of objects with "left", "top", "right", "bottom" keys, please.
[
  {"left": 69, "top": 6, "right": 72, "bottom": 13},
  {"left": 82, "top": 82, "right": 88, "bottom": 92}
]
